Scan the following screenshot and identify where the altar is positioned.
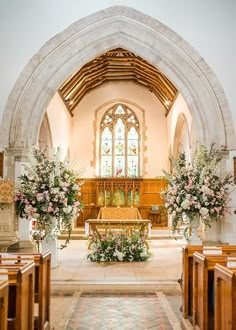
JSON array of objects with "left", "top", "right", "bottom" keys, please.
[{"left": 85, "top": 207, "right": 151, "bottom": 237}]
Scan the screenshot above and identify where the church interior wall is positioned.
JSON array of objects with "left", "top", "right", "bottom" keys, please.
[
  {"left": 0, "top": 3, "right": 235, "bottom": 244},
  {"left": 70, "top": 81, "right": 169, "bottom": 178},
  {"left": 0, "top": 1, "right": 235, "bottom": 131},
  {"left": 46, "top": 92, "right": 72, "bottom": 160},
  {"left": 167, "top": 94, "right": 192, "bottom": 154}
]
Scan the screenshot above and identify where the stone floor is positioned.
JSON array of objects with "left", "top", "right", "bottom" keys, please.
[{"left": 50, "top": 238, "right": 190, "bottom": 329}]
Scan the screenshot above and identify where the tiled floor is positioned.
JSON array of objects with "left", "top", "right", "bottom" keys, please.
[{"left": 50, "top": 238, "right": 188, "bottom": 329}]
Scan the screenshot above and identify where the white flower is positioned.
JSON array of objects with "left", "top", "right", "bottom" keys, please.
[
  {"left": 63, "top": 205, "right": 72, "bottom": 214},
  {"left": 114, "top": 250, "right": 124, "bottom": 261},
  {"left": 50, "top": 187, "right": 60, "bottom": 194},
  {"left": 200, "top": 207, "right": 209, "bottom": 216},
  {"left": 181, "top": 199, "right": 191, "bottom": 210}
]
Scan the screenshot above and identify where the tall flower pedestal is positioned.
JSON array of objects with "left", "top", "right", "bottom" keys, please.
[
  {"left": 188, "top": 214, "right": 202, "bottom": 245},
  {"left": 41, "top": 237, "right": 58, "bottom": 268}
]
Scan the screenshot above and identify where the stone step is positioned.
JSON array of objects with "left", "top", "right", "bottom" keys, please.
[
  {"left": 51, "top": 280, "right": 181, "bottom": 292},
  {"left": 59, "top": 227, "right": 183, "bottom": 240}
]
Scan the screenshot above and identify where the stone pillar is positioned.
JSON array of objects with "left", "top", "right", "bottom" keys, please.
[{"left": 2, "top": 147, "right": 31, "bottom": 242}]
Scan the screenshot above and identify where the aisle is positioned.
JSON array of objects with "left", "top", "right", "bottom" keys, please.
[
  {"left": 50, "top": 238, "right": 187, "bottom": 329},
  {"left": 51, "top": 239, "right": 185, "bottom": 288}
]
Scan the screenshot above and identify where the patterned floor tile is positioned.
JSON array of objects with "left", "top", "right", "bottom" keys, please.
[{"left": 65, "top": 291, "right": 182, "bottom": 329}]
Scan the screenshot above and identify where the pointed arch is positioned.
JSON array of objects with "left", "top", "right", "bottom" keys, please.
[
  {"left": 173, "top": 113, "right": 191, "bottom": 159},
  {"left": 0, "top": 5, "right": 235, "bottom": 153}
]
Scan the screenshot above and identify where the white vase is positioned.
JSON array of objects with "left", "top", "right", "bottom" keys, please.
[
  {"left": 41, "top": 236, "right": 58, "bottom": 268},
  {"left": 41, "top": 217, "right": 59, "bottom": 268},
  {"left": 188, "top": 214, "right": 202, "bottom": 245}
]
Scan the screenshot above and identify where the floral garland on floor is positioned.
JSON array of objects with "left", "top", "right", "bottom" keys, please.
[
  {"left": 161, "top": 144, "right": 235, "bottom": 238},
  {"left": 15, "top": 147, "right": 84, "bottom": 249},
  {"left": 87, "top": 231, "right": 151, "bottom": 262}
]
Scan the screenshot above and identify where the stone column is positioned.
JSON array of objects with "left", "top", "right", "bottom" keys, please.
[{"left": 3, "top": 147, "right": 31, "bottom": 242}]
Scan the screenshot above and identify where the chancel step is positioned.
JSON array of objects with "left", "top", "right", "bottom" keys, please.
[{"left": 58, "top": 226, "right": 183, "bottom": 240}]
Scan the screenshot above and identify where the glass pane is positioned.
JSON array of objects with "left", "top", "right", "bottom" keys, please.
[
  {"left": 101, "top": 156, "right": 112, "bottom": 177},
  {"left": 101, "top": 114, "right": 112, "bottom": 128},
  {"left": 127, "top": 156, "right": 138, "bottom": 177},
  {"left": 101, "top": 127, "right": 112, "bottom": 156},
  {"left": 115, "top": 118, "right": 125, "bottom": 157},
  {"left": 114, "top": 105, "right": 125, "bottom": 115},
  {"left": 128, "top": 127, "right": 138, "bottom": 156},
  {"left": 115, "top": 118, "right": 125, "bottom": 140},
  {"left": 127, "top": 114, "right": 138, "bottom": 125},
  {"left": 114, "top": 156, "right": 125, "bottom": 176}
]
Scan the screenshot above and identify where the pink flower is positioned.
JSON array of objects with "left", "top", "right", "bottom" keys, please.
[{"left": 47, "top": 206, "right": 54, "bottom": 212}]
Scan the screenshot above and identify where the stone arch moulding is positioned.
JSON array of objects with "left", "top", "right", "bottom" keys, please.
[{"left": 1, "top": 5, "right": 235, "bottom": 153}]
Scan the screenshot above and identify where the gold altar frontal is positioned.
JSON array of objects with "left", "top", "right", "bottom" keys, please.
[
  {"left": 85, "top": 218, "right": 151, "bottom": 248},
  {"left": 85, "top": 218, "right": 151, "bottom": 237},
  {"left": 85, "top": 207, "right": 151, "bottom": 248}
]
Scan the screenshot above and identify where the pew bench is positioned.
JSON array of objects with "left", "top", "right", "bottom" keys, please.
[
  {"left": 0, "top": 260, "right": 35, "bottom": 330},
  {"left": 0, "top": 251, "right": 51, "bottom": 330},
  {"left": 214, "top": 264, "right": 236, "bottom": 330},
  {"left": 193, "top": 252, "right": 236, "bottom": 330},
  {"left": 0, "top": 275, "right": 8, "bottom": 330},
  {"left": 182, "top": 245, "right": 236, "bottom": 319}
]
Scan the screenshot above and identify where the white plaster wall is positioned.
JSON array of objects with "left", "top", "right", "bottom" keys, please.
[
  {"left": 0, "top": 1, "right": 235, "bottom": 133},
  {"left": 46, "top": 92, "right": 72, "bottom": 160},
  {"left": 70, "top": 81, "right": 168, "bottom": 178}
]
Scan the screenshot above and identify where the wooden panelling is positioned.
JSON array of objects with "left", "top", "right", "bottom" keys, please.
[{"left": 77, "top": 178, "right": 168, "bottom": 225}]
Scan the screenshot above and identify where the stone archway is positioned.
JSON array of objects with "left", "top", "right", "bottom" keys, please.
[{"left": 1, "top": 6, "right": 235, "bottom": 160}]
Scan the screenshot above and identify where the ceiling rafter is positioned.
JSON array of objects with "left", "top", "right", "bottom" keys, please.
[{"left": 59, "top": 48, "right": 178, "bottom": 116}]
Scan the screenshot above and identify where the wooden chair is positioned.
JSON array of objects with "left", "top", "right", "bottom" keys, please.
[
  {"left": 214, "top": 264, "right": 236, "bottom": 330},
  {"left": 0, "top": 276, "right": 8, "bottom": 330},
  {"left": 0, "top": 260, "right": 35, "bottom": 330},
  {"left": 0, "top": 251, "right": 51, "bottom": 330}
]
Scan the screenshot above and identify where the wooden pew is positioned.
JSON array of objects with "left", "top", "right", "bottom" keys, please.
[
  {"left": 0, "top": 260, "right": 35, "bottom": 330},
  {"left": 0, "top": 251, "right": 51, "bottom": 330},
  {"left": 182, "top": 245, "right": 236, "bottom": 319},
  {"left": 192, "top": 252, "right": 236, "bottom": 330},
  {"left": 214, "top": 264, "right": 236, "bottom": 330},
  {"left": 0, "top": 275, "right": 8, "bottom": 330}
]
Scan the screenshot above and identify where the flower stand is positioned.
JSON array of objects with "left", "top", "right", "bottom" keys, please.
[
  {"left": 188, "top": 214, "right": 202, "bottom": 245},
  {"left": 41, "top": 237, "right": 58, "bottom": 268}
]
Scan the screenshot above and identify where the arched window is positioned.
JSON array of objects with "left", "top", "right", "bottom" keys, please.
[{"left": 100, "top": 104, "right": 140, "bottom": 177}]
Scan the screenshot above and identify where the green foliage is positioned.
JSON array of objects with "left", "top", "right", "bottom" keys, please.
[
  {"left": 15, "top": 148, "right": 84, "bottom": 249},
  {"left": 87, "top": 231, "right": 151, "bottom": 262},
  {"left": 161, "top": 144, "right": 235, "bottom": 238}
]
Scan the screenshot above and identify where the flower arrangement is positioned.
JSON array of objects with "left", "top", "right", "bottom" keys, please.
[
  {"left": 161, "top": 144, "right": 235, "bottom": 238},
  {"left": 15, "top": 147, "right": 84, "bottom": 248},
  {"left": 87, "top": 231, "right": 151, "bottom": 262}
]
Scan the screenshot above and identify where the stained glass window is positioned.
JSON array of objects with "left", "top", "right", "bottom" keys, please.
[{"left": 100, "top": 104, "right": 140, "bottom": 177}]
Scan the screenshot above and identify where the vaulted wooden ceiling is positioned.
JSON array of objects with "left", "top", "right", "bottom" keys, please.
[{"left": 58, "top": 48, "right": 178, "bottom": 116}]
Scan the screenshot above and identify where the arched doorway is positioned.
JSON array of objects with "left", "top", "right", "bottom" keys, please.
[{"left": 1, "top": 5, "right": 234, "bottom": 167}]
